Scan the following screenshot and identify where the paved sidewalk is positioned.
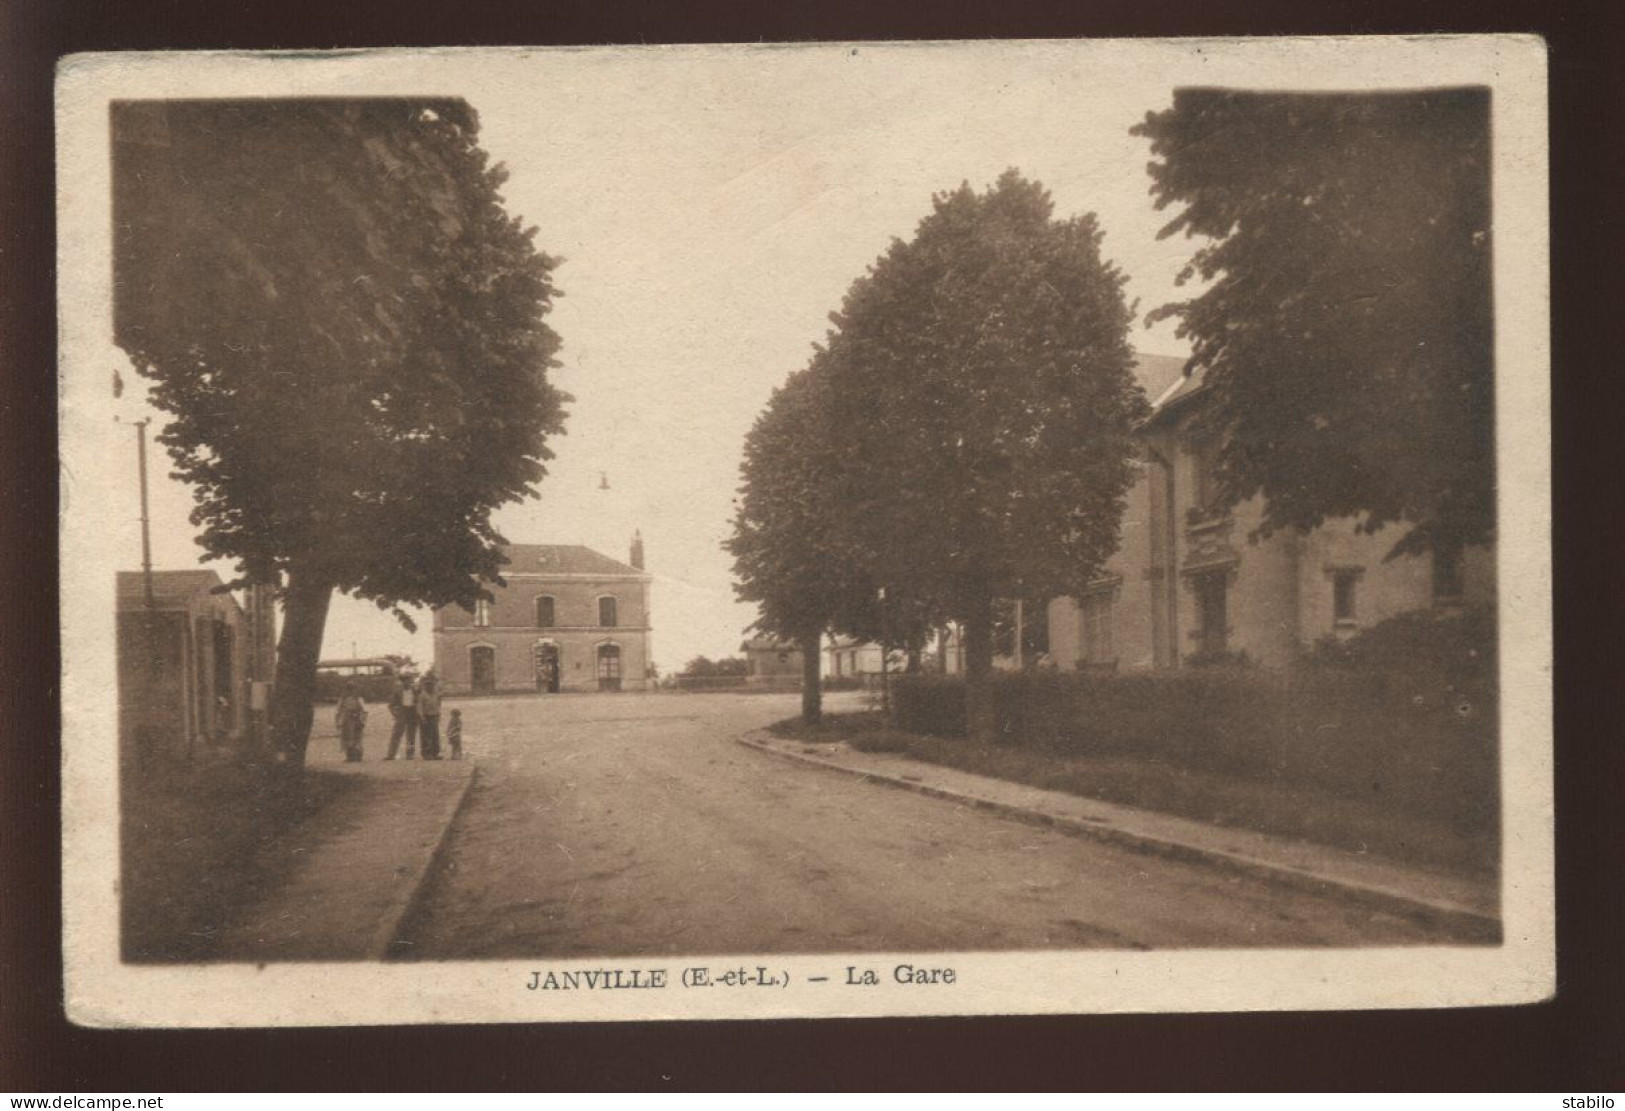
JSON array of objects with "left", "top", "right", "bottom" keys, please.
[
  {"left": 212, "top": 755, "right": 477, "bottom": 962},
  {"left": 739, "top": 729, "right": 1500, "bottom": 937}
]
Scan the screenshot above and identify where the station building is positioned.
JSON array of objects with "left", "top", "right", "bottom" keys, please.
[{"left": 433, "top": 537, "right": 653, "bottom": 694}]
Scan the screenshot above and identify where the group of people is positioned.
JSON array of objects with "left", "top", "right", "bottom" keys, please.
[{"left": 334, "top": 670, "right": 464, "bottom": 764}]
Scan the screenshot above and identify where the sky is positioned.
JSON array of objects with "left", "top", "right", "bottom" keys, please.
[{"left": 106, "top": 44, "right": 1206, "bottom": 673}]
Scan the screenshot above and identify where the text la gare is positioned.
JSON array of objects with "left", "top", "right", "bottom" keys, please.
[{"left": 846, "top": 964, "right": 956, "bottom": 985}]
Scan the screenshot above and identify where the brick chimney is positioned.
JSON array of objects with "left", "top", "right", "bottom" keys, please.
[{"left": 630, "top": 530, "right": 645, "bottom": 571}]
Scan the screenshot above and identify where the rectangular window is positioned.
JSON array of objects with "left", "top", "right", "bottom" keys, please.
[
  {"left": 1191, "top": 440, "right": 1222, "bottom": 516},
  {"left": 1333, "top": 570, "right": 1359, "bottom": 623},
  {"left": 1432, "top": 548, "right": 1464, "bottom": 601},
  {"left": 1081, "top": 593, "right": 1114, "bottom": 664},
  {"left": 1194, "top": 572, "right": 1228, "bottom": 655},
  {"left": 535, "top": 596, "right": 555, "bottom": 628},
  {"left": 474, "top": 599, "right": 491, "bottom": 627},
  {"left": 598, "top": 595, "right": 618, "bottom": 627}
]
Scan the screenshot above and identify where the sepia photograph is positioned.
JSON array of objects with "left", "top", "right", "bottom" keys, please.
[{"left": 56, "top": 37, "right": 1552, "bottom": 1026}]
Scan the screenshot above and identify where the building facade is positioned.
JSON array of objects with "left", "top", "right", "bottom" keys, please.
[
  {"left": 823, "top": 637, "right": 907, "bottom": 687},
  {"left": 433, "top": 538, "right": 653, "bottom": 695},
  {"left": 116, "top": 569, "right": 253, "bottom": 769},
  {"left": 741, "top": 638, "right": 804, "bottom": 689},
  {"left": 1048, "top": 358, "right": 1495, "bottom": 672}
]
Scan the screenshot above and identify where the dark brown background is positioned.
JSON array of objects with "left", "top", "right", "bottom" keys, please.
[{"left": 3, "top": 0, "right": 1618, "bottom": 1092}]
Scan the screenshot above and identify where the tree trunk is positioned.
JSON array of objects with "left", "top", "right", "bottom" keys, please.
[
  {"left": 269, "top": 570, "right": 336, "bottom": 770},
  {"left": 905, "top": 646, "right": 922, "bottom": 674},
  {"left": 964, "top": 586, "right": 996, "bottom": 743},
  {"left": 800, "top": 630, "right": 823, "bottom": 725}
]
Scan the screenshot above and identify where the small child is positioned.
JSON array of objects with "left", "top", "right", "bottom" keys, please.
[{"left": 446, "top": 708, "right": 464, "bottom": 760}]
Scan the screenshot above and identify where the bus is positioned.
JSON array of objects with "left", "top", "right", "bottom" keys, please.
[{"left": 314, "top": 658, "right": 400, "bottom": 703}]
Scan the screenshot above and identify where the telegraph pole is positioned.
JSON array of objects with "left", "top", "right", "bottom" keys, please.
[
  {"left": 135, "top": 418, "right": 156, "bottom": 611},
  {"left": 129, "top": 417, "right": 160, "bottom": 770},
  {"left": 1013, "top": 597, "right": 1025, "bottom": 670},
  {"left": 878, "top": 586, "right": 891, "bottom": 718}
]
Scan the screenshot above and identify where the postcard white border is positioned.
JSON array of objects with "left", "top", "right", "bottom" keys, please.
[{"left": 57, "top": 36, "right": 1552, "bottom": 1027}]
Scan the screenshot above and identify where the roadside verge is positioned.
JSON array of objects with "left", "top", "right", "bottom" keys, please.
[
  {"left": 211, "top": 759, "right": 479, "bottom": 962},
  {"left": 738, "top": 729, "right": 1500, "bottom": 940}
]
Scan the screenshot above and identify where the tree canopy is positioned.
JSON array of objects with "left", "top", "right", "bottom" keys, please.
[
  {"left": 1133, "top": 88, "right": 1493, "bottom": 558},
  {"left": 114, "top": 99, "right": 567, "bottom": 763},
  {"left": 730, "top": 170, "right": 1146, "bottom": 735},
  {"left": 726, "top": 356, "right": 876, "bottom": 721},
  {"left": 680, "top": 656, "right": 749, "bottom": 679},
  {"left": 728, "top": 359, "right": 870, "bottom": 640},
  {"left": 824, "top": 171, "right": 1146, "bottom": 617}
]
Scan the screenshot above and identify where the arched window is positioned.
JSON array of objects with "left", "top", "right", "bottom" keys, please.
[
  {"left": 598, "top": 595, "right": 618, "bottom": 628},
  {"left": 596, "top": 642, "right": 622, "bottom": 691},
  {"left": 532, "top": 640, "right": 560, "bottom": 693},
  {"left": 535, "top": 595, "right": 556, "bottom": 628}
]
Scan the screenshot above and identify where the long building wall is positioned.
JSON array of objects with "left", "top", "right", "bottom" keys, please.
[{"left": 1050, "top": 430, "right": 1495, "bottom": 672}]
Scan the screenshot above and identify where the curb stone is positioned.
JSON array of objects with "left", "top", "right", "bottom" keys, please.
[
  {"left": 374, "top": 761, "right": 481, "bottom": 960},
  {"left": 737, "top": 730, "right": 1500, "bottom": 940}
]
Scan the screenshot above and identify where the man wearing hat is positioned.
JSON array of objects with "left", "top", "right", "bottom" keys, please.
[{"left": 385, "top": 670, "right": 419, "bottom": 760}]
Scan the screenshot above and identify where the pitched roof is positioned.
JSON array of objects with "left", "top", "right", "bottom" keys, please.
[
  {"left": 1130, "top": 350, "right": 1190, "bottom": 401},
  {"left": 1147, "top": 361, "right": 1211, "bottom": 423},
  {"left": 497, "top": 544, "right": 649, "bottom": 578},
  {"left": 116, "top": 569, "right": 232, "bottom": 610}
]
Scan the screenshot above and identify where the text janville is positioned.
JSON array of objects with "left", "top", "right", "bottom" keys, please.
[{"left": 526, "top": 965, "right": 957, "bottom": 990}]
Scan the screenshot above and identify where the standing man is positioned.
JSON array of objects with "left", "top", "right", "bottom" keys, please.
[
  {"left": 417, "top": 670, "right": 443, "bottom": 761},
  {"left": 385, "top": 671, "right": 419, "bottom": 760}
]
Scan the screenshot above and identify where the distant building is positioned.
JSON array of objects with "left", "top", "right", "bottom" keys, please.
[
  {"left": 433, "top": 537, "right": 653, "bottom": 694},
  {"left": 740, "top": 637, "right": 803, "bottom": 689},
  {"left": 935, "top": 626, "right": 1019, "bottom": 676},
  {"left": 1048, "top": 354, "right": 1495, "bottom": 671},
  {"left": 116, "top": 569, "right": 253, "bottom": 769},
  {"left": 823, "top": 636, "right": 908, "bottom": 688}
]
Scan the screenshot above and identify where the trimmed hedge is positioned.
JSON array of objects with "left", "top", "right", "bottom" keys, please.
[{"left": 894, "top": 609, "right": 1497, "bottom": 827}]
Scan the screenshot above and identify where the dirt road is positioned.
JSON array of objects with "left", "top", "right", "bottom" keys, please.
[{"left": 397, "top": 692, "right": 1450, "bottom": 958}]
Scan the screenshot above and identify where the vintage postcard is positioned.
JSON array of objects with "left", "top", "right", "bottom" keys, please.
[{"left": 57, "top": 37, "right": 1552, "bottom": 1027}]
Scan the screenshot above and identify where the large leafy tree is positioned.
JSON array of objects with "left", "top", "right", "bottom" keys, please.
[
  {"left": 114, "top": 99, "right": 567, "bottom": 767},
  {"left": 727, "top": 357, "right": 874, "bottom": 723},
  {"left": 822, "top": 170, "right": 1147, "bottom": 739},
  {"left": 1133, "top": 88, "right": 1493, "bottom": 561}
]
